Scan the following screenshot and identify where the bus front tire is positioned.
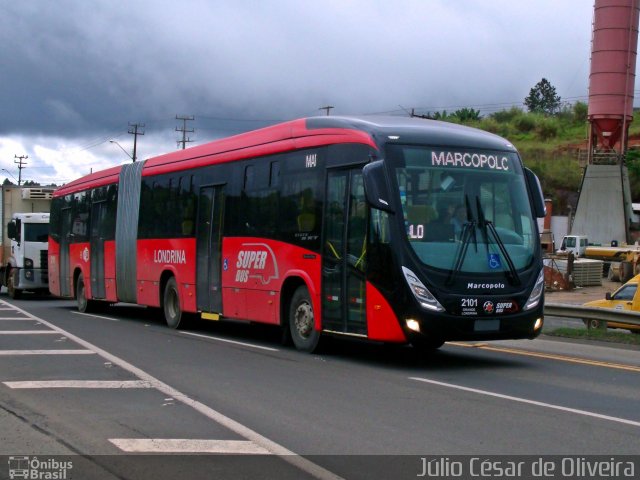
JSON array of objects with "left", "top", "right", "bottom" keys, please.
[
  {"left": 289, "top": 286, "right": 320, "bottom": 352},
  {"left": 163, "top": 277, "right": 183, "bottom": 329},
  {"left": 8, "top": 269, "right": 21, "bottom": 300}
]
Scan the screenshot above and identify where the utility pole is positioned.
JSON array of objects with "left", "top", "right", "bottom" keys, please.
[
  {"left": 14, "top": 155, "right": 28, "bottom": 186},
  {"left": 319, "top": 105, "right": 334, "bottom": 116},
  {"left": 175, "top": 115, "right": 195, "bottom": 149},
  {"left": 128, "top": 122, "right": 145, "bottom": 162}
]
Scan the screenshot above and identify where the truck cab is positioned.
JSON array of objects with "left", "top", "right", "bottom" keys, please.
[
  {"left": 559, "top": 235, "right": 588, "bottom": 257},
  {"left": 1, "top": 213, "right": 50, "bottom": 298}
]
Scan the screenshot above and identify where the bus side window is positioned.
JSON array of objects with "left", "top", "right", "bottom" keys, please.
[
  {"left": 370, "top": 209, "right": 390, "bottom": 245},
  {"left": 369, "top": 208, "right": 394, "bottom": 288},
  {"left": 297, "top": 189, "right": 316, "bottom": 232}
]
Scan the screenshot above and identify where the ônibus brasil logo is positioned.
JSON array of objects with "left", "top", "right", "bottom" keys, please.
[{"left": 8, "top": 456, "right": 73, "bottom": 479}]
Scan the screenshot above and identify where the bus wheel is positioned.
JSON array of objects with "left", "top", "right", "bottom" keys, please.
[
  {"left": 163, "top": 277, "right": 183, "bottom": 329},
  {"left": 8, "top": 269, "right": 21, "bottom": 299},
  {"left": 289, "top": 286, "right": 320, "bottom": 352},
  {"left": 76, "top": 273, "right": 93, "bottom": 312}
]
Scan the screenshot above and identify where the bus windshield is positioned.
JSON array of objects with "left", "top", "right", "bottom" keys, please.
[{"left": 387, "top": 145, "right": 537, "bottom": 275}]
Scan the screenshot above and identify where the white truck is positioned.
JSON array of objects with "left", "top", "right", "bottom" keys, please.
[
  {"left": 558, "top": 234, "right": 589, "bottom": 257},
  {"left": 0, "top": 212, "right": 50, "bottom": 298}
]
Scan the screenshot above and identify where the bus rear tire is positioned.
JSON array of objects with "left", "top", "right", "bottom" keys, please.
[
  {"left": 289, "top": 286, "right": 320, "bottom": 352},
  {"left": 163, "top": 277, "right": 184, "bottom": 329},
  {"left": 76, "top": 273, "right": 95, "bottom": 313}
]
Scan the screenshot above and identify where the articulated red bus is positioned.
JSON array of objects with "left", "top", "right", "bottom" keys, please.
[{"left": 49, "top": 116, "right": 546, "bottom": 352}]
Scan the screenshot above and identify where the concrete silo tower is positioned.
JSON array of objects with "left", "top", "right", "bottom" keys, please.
[{"left": 571, "top": 0, "right": 640, "bottom": 245}]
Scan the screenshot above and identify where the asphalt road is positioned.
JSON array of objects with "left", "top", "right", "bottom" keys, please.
[{"left": 1, "top": 293, "right": 639, "bottom": 479}]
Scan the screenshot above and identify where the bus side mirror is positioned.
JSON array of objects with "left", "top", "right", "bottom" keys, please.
[
  {"left": 7, "top": 221, "right": 16, "bottom": 240},
  {"left": 525, "top": 168, "right": 546, "bottom": 218},
  {"left": 363, "top": 160, "right": 395, "bottom": 214}
]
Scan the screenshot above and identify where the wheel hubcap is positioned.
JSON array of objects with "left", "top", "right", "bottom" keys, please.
[{"left": 294, "top": 301, "right": 313, "bottom": 338}]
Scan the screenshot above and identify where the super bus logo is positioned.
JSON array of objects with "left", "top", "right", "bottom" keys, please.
[
  {"left": 234, "top": 243, "right": 279, "bottom": 285},
  {"left": 431, "top": 150, "right": 510, "bottom": 171}
]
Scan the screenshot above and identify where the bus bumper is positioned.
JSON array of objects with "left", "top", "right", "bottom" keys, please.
[
  {"left": 409, "top": 308, "right": 544, "bottom": 343},
  {"left": 16, "top": 268, "right": 49, "bottom": 290}
]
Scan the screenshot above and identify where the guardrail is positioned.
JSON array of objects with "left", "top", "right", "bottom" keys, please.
[{"left": 544, "top": 302, "right": 640, "bottom": 327}]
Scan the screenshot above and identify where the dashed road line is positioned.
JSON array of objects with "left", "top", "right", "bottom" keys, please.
[
  {"left": 0, "top": 349, "right": 96, "bottom": 355},
  {"left": 410, "top": 376, "right": 640, "bottom": 429},
  {"left": 181, "top": 331, "right": 279, "bottom": 352},
  {"left": 72, "top": 311, "right": 120, "bottom": 322},
  {"left": 4, "top": 380, "right": 154, "bottom": 389},
  {"left": 0, "top": 330, "right": 58, "bottom": 335},
  {"left": 109, "top": 438, "right": 270, "bottom": 454}
]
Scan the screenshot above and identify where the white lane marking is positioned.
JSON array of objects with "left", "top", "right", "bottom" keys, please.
[
  {"left": 181, "top": 331, "right": 279, "bottom": 352},
  {"left": 410, "top": 377, "right": 640, "bottom": 429},
  {"left": 1, "top": 300, "right": 343, "bottom": 480},
  {"left": 4, "top": 380, "right": 154, "bottom": 389},
  {"left": 0, "top": 331, "right": 58, "bottom": 335},
  {"left": 0, "top": 350, "right": 95, "bottom": 355},
  {"left": 109, "top": 438, "right": 270, "bottom": 454},
  {"left": 72, "top": 311, "right": 120, "bottom": 322},
  {"left": 0, "top": 317, "right": 33, "bottom": 320}
]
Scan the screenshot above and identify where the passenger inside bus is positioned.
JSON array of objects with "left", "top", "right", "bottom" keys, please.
[{"left": 424, "top": 203, "right": 455, "bottom": 242}]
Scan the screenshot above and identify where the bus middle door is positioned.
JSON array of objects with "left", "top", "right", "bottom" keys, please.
[{"left": 322, "top": 169, "right": 367, "bottom": 336}]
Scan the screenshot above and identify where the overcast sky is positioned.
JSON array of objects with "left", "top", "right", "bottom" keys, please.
[{"left": 0, "top": 0, "right": 635, "bottom": 185}]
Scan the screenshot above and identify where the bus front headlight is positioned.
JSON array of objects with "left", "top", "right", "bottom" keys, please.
[
  {"left": 524, "top": 269, "right": 544, "bottom": 310},
  {"left": 402, "top": 266, "right": 445, "bottom": 312},
  {"left": 24, "top": 258, "right": 34, "bottom": 268}
]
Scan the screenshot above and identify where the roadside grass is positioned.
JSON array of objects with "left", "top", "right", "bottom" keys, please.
[{"left": 545, "top": 327, "right": 640, "bottom": 346}]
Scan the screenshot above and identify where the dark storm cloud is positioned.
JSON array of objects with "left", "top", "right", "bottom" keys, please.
[{"left": 1, "top": 0, "right": 599, "bottom": 142}]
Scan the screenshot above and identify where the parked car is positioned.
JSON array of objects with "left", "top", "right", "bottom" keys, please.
[{"left": 583, "top": 274, "right": 640, "bottom": 333}]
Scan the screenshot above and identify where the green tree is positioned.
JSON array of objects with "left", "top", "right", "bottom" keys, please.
[
  {"left": 451, "top": 108, "right": 481, "bottom": 122},
  {"left": 524, "top": 78, "right": 561, "bottom": 115}
]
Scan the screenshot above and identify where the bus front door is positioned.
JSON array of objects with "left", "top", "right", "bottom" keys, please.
[
  {"left": 60, "top": 208, "right": 72, "bottom": 297},
  {"left": 196, "top": 185, "right": 224, "bottom": 313},
  {"left": 322, "top": 169, "right": 367, "bottom": 335},
  {"left": 89, "top": 200, "right": 107, "bottom": 299}
]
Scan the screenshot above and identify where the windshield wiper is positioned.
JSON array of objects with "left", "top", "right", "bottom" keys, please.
[
  {"left": 475, "top": 197, "right": 521, "bottom": 286},
  {"left": 446, "top": 195, "right": 476, "bottom": 286}
]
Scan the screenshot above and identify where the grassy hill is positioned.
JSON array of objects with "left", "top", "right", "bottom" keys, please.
[{"left": 445, "top": 103, "right": 640, "bottom": 215}]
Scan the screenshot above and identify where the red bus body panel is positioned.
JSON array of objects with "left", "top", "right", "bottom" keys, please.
[
  {"left": 221, "top": 237, "right": 322, "bottom": 326},
  {"left": 366, "top": 283, "right": 407, "bottom": 342}
]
